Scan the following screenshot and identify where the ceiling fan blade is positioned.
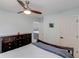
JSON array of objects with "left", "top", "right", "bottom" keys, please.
[
  {"left": 17, "top": 11, "right": 24, "bottom": 14},
  {"left": 25, "top": 0, "right": 29, "bottom": 8},
  {"left": 17, "top": 0, "right": 26, "bottom": 9},
  {"left": 31, "top": 10, "right": 42, "bottom": 14},
  {"left": 25, "top": 0, "right": 30, "bottom": 5}
]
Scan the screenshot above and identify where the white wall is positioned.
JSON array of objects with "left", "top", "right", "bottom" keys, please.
[
  {"left": 43, "top": 16, "right": 60, "bottom": 45},
  {"left": 43, "top": 8, "right": 79, "bottom": 43},
  {"left": 0, "top": 10, "right": 43, "bottom": 53},
  {"left": 0, "top": 10, "right": 42, "bottom": 37},
  {"left": 43, "top": 8, "right": 79, "bottom": 57},
  {"left": 54, "top": 8, "right": 79, "bottom": 16}
]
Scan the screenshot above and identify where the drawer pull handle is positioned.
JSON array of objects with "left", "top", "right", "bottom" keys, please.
[
  {"left": 8, "top": 43, "right": 11, "bottom": 45},
  {"left": 9, "top": 47, "right": 11, "bottom": 49}
]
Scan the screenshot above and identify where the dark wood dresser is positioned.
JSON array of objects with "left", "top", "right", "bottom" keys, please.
[{"left": 0, "top": 33, "right": 31, "bottom": 53}]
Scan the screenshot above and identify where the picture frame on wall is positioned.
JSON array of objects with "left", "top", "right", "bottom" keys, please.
[{"left": 49, "top": 23, "right": 54, "bottom": 28}]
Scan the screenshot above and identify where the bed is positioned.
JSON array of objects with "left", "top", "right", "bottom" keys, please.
[
  {"left": 0, "top": 40, "right": 74, "bottom": 58},
  {"left": 0, "top": 43, "right": 63, "bottom": 58},
  {"left": 0, "top": 33, "right": 74, "bottom": 58}
]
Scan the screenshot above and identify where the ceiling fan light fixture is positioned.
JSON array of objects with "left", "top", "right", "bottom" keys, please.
[
  {"left": 17, "top": 0, "right": 42, "bottom": 14},
  {"left": 24, "top": 10, "right": 31, "bottom": 15}
]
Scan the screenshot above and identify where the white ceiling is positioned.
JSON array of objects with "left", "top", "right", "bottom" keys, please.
[{"left": 0, "top": 0, "right": 79, "bottom": 15}]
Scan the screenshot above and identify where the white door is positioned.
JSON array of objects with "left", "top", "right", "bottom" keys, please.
[
  {"left": 58, "top": 16, "right": 77, "bottom": 47},
  {"left": 76, "top": 16, "right": 79, "bottom": 57},
  {"left": 58, "top": 16, "right": 78, "bottom": 57}
]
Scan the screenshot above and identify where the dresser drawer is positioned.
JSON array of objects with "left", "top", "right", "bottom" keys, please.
[
  {"left": 2, "top": 45, "right": 12, "bottom": 52},
  {"left": 2, "top": 42, "right": 15, "bottom": 52},
  {"left": 2, "top": 33, "right": 32, "bottom": 52}
]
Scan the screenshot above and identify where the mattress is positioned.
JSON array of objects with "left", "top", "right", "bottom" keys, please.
[{"left": 0, "top": 43, "right": 62, "bottom": 58}]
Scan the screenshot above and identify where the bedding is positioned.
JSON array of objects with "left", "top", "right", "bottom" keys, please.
[
  {"left": 33, "top": 42, "right": 73, "bottom": 58},
  {"left": 0, "top": 43, "right": 62, "bottom": 58}
]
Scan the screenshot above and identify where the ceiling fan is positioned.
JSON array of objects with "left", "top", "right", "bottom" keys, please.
[{"left": 17, "top": 0, "right": 42, "bottom": 15}]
